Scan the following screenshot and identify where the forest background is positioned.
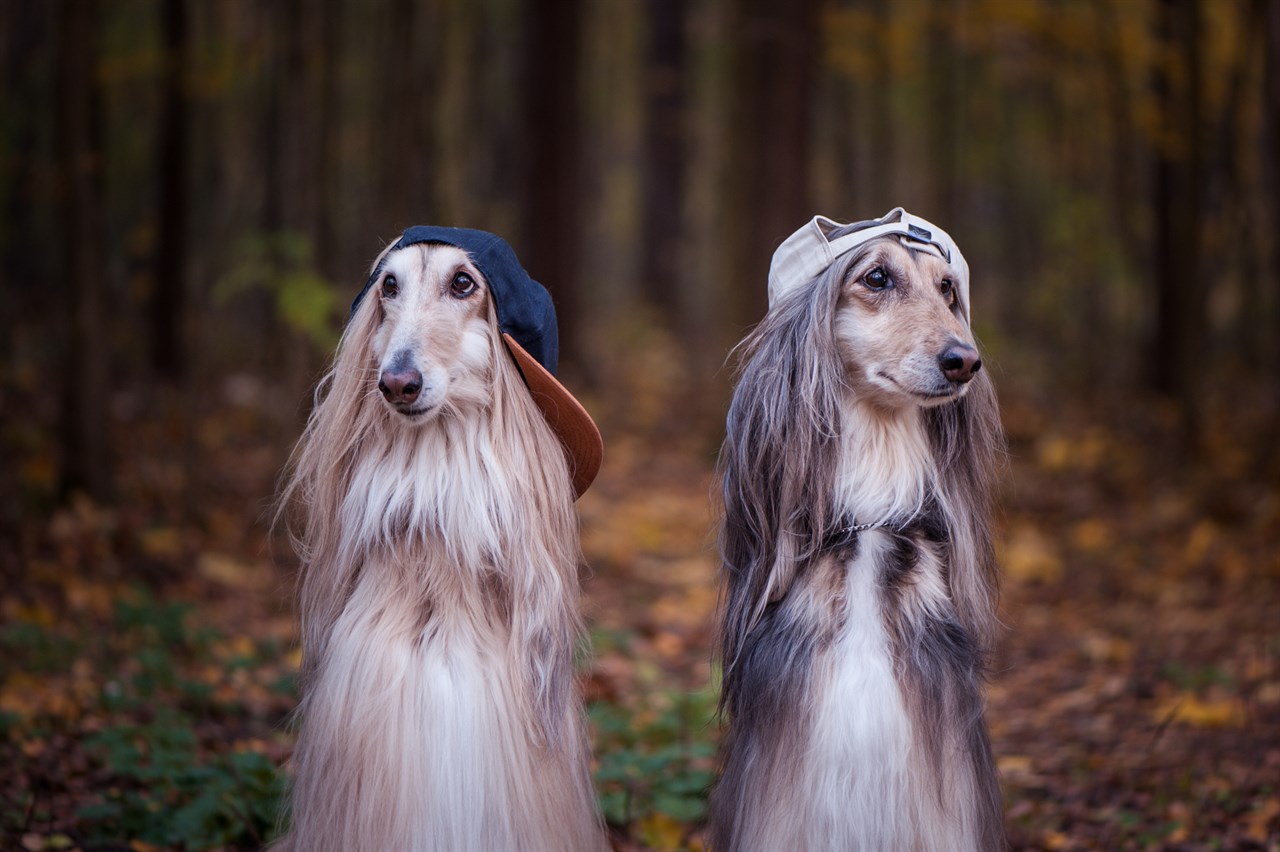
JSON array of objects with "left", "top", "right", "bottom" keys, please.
[{"left": 2, "top": 0, "right": 1278, "bottom": 849}]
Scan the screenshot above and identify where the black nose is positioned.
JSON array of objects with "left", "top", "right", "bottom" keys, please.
[
  {"left": 938, "top": 344, "right": 982, "bottom": 384},
  {"left": 379, "top": 367, "right": 423, "bottom": 403}
]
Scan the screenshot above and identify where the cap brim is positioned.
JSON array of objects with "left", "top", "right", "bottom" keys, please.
[{"left": 502, "top": 333, "right": 603, "bottom": 499}]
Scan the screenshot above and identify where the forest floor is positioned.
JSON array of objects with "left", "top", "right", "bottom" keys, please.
[{"left": 1, "top": 374, "right": 1278, "bottom": 851}]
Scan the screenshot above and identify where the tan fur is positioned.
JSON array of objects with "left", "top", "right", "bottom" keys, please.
[
  {"left": 276, "top": 244, "right": 605, "bottom": 851},
  {"left": 835, "top": 240, "right": 975, "bottom": 412},
  {"left": 711, "top": 235, "right": 1005, "bottom": 851}
]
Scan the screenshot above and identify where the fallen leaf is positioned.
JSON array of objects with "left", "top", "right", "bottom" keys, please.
[
  {"left": 1185, "top": 520, "right": 1218, "bottom": 564},
  {"left": 139, "top": 526, "right": 183, "bottom": 560},
  {"left": 1153, "top": 694, "right": 1247, "bottom": 729},
  {"left": 1001, "top": 525, "right": 1063, "bottom": 583},
  {"left": 1246, "top": 797, "right": 1280, "bottom": 842},
  {"left": 998, "top": 754, "right": 1034, "bottom": 776},
  {"left": 198, "top": 551, "right": 261, "bottom": 587},
  {"left": 1071, "top": 518, "right": 1112, "bottom": 552},
  {"left": 1041, "top": 829, "right": 1071, "bottom": 850},
  {"left": 639, "top": 812, "right": 685, "bottom": 850}
]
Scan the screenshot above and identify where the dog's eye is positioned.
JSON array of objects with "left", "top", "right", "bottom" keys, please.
[
  {"left": 940, "top": 278, "right": 955, "bottom": 304},
  {"left": 864, "top": 267, "right": 890, "bottom": 290},
  {"left": 450, "top": 272, "right": 477, "bottom": 298},
  {"left": 383, "top": 275, "right": 399, "bottom": 299}
]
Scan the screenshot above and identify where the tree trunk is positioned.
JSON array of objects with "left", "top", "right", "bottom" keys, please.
[
  {"left": 1264, "top": 0, "right": 1280, "bottom": 402},
  {"left": 55, "top": 0, "right": 110, "bottom": 499},
  {"left": 866, "top": 0, "right": 895, "bottom": 211},
  {"left": 314, "top": 0, "right": 340, "bottom": 282},
  {"left": 1149, "top": 0, "right": 1202, "bottom": 429},
  {"left": 640, "top": 0, "right": 687, "bottom": 320},
  {"left": 724, "top": 0, "right": 818, "bottom": 331},
  {"left": 1092, "top": 0, "right": 1141, "bottom": 255},
  {"left": 0, "top": 3, "right": 48, "bottom": 360},
  {"left": 523, "top": 0, "right": 585, "bottom": 363},
  {"left": 152, "top": 0, "right": 189, "bottom": 381},
  {"left": 1202, "top": 1, "right": 1260, "bottom": 366},
  {"left": 376, "top": 0, "right": 420, "bottom": 232},
  {"left": 928, "top": 0, "right": 959, "bottom": 224}
]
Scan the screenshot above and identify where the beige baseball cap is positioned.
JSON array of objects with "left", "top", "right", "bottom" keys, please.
[{"left": 767, "top": 207, "right": 971, "bottom": 323}]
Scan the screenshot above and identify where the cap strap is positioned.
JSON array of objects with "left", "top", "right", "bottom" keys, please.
[{"left": 826, "top": 221, "right": 952, "bottom": 265}]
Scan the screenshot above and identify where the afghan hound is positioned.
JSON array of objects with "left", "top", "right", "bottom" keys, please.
[
  {"left": 277, "top": 227, "right": 607, "bottom": 852},
  {"left": 709, "top": 209, "right": 1006, "bottom": 851}
]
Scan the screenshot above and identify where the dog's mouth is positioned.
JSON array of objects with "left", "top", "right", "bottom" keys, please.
[
  {"left": 876, "top": 370, "right": 968, "bottom": 403},
  {"left": 917, "top": 378, "right": 971, "bottom": 397},
  {"left": 388, "top": 400, "right": 439, "bottom": 419},
  {"left": 914, "top": 388, "right": 962, "bottom": 400}
]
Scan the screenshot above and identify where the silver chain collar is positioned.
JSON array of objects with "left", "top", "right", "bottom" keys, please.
[{"left": 843, "top": 520, "right": 889, "bottom": 535}]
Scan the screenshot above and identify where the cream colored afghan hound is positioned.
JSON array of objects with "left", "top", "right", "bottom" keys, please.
[
  {"left": 277, "top": 227, "right": 606, "bottom": 851},
  {"left": 709, "top": 210, "right": 1006, "bottom": 851}
]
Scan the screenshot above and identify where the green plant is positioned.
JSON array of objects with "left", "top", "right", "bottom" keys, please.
[
  {"left": 590, "top": 687, "right": 718, "bottom": 832},
  {"left": 215, "top": 230, "right": 339, "bottom": 351},
  {"left": 0, "top": 622, "right": 78, "bottom": 677},
  {"left": 78, "top": 715, "right": 284, "bottom": 848},
  {"left": 14, "top": 588, "right": 298, "bottom": 849}
]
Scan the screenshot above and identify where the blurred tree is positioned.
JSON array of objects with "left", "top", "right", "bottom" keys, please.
[
  {"left": 376, "top": 0, "right": 430, "bottom": 233},
  {"left": 640, "top": 0, "right": 687, "bottom": 318},
  {"left": 524, "top": 0, "right": 585, "bottom": 359},
  {"left": 0, "top": 3, "right": 51, "bottom": 368},
  {"left": 1265, "top": 0, "right": 1280, "bottom": 396},
  {"left": 313, "top": 0, "right": 340, "bottom": 282},
  {"left": 928, "top": 0, "right": 960, "bottom": 225},
  {"left": 1201, "top": 0, "right": 1261, "bottom": 370},
  {"left": 152, "top": 0, "right": 188, "bottom": 381},
  {"left": 1149, "top": 0, "right": 1203, "bottom": 422},
  {"left": 724, "top": 0, "right": 818, "bottom": 330},
  {"left": 867, "top": 0, "right": 894, "bottom": 211},
  {"left": 55, "top": 0, "right": 109, "bottom": 498},
  {"left": 1091, "top": 0, "right": 1142, "bottom": 255}
]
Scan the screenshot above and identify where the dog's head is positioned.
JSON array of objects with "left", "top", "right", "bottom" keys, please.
[
  {"left": 365, "top": 242, "right": 495, "bottom": 420},
  {"left": 834, "top": 237, "right": 980, "bottom": 409}
]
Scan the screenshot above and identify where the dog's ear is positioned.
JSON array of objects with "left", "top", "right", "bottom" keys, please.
[
  {"left": 718, "top": 279, "right": 844, "bottom": 681},
  {"left": 924, "top": 368, "right": 1004, "bottom": 652}
]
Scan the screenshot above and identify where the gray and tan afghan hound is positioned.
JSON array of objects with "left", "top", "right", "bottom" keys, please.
[
  {"left": 277, "top": 228, "right": 607, "bottom": 851},
  {"left": 709, "top": 209, "right": 1006, "bottom": 851}
]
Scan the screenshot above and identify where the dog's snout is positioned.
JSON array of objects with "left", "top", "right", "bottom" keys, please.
[
  {"left": 379, "top": 366, "right": 424, "bottom": 404},
  {"left": 938, "top": 344, "right": 982, "bottom": 384}
]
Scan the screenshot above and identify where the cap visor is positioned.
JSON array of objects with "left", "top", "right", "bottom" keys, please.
[{"left": 502, "top": 333, "right": 603, "bottom": 499}]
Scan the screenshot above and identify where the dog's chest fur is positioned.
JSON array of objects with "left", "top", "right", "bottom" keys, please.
[
  {"left": 797, "top": 528, "right": 958, "bottom": 849},
  {"left": 286, "top": 416, "right": 600, "bottom": 852},
  {"left": 747, "top": 404, "right": 989, "bottom": 851}
]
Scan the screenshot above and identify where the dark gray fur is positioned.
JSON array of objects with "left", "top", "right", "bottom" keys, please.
[{"left": 709, "top": 247, "right": 1007, "bottom": 850}]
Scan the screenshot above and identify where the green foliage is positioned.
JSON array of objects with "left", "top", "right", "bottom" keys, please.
[
  {"left": 590, "top": 687, "right": 718, "bottom": 831},
  {"left": 1158, "top": 661, "right": 1233, "bottom": 691},
  {"left": 115, "top": 593, "right": 215, "bottom": 656},
  {"left": 215, "top": 231, "right": 339, "bottom": 352},
  {"left": 78, "top": 718, "right": 283, "bottom": 849},
  {"left": 4, "top": 590, "right": 295, "bottom": 849},
  {"left": 0, "top": 622, "right": 78, "bottom": 676}
]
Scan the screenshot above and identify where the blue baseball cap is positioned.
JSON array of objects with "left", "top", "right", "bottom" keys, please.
[{"left": 351, "top": 227, "right": 603, "bottom": 497}]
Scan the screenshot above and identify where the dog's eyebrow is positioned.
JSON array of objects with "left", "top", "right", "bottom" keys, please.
[{"left": 369, "top": 252, "right": 396, "bottom": 284}]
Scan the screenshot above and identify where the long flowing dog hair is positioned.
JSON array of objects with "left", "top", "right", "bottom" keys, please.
[
  {"left": 276, "top": 242, "right": 604, "bottom": 851},
  {"left": 709, "top": 237, "right": 1005, "bottom": 851}
]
